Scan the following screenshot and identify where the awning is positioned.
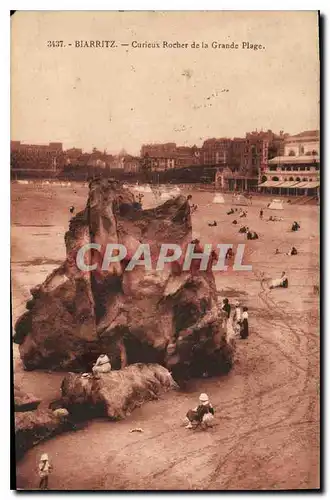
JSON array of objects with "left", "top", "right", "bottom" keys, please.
[
  {"left": 268, "top": 155, "right": 320, "bottom": 165},
  {"left": 295, "top": 181, "right": 320, "bottom": 189},
  {"left": 277, "top": 181, "right": 299, "bottom": 188},
  {"left": 258, "top": 181, "right": 282, "bottom": 187}
]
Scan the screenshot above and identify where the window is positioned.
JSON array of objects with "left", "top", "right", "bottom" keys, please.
[
  {"left": 302, "top": 178, "right": 308, "bottom": 182},
  {"left": 289, "top": 177, "right": 294, "bottom": 181},
  {"left": 300, "top": 166, "right": 306, "bottom": 171},
  {"left": 286, "top": 166, "right": 292, "bottom": 171},
  {"left": 261, "top": 175, "right": 267, "bottom": 183},
  {"left": 309, "top": 178, "right": 313, "bottom": 181},
  {"left": 296, "top": 177, "right": 301, "bottom": 181},
  {"left": 306, "top": 167, "right": 310, "bottom": 171},
  {"left": 272, "top": 176, "right": 279, "bottom": 181},
  {"left": 289, "top": 150, "right": 296, "bottom": 156}
]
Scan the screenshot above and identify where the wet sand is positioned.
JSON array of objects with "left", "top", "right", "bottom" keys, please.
[{"left": 12, "top": 183, "right": 320, "bottom": 490}]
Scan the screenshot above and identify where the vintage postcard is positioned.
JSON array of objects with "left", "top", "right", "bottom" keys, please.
[{"left": 11, "top": 11, "right": 320, "bottom": 491}]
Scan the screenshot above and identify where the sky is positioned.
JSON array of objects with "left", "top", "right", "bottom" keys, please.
[{"left": 11, "top": 11, "right": 320, "bottom": 155}]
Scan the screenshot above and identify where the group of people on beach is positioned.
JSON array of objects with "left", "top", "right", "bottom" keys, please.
[{"left": 221, "top": 298, "right": 249, "bottom": 340}]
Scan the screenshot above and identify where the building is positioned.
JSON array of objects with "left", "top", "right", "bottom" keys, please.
[
  {"left": 213, "top": 130, "right": 287, "bottom": 192},
  {"left": 148, "top": 155, "right": 176, "bottom": 171},
  {"left": 258, "top": 130, "right": 320, "bottom": 198},
  {"left": 284, "top": 130, "right": 319, "bottom": 156},
  {"left": 140, "top": 143, "right": 177, "bottom": 159},
  {"left": 175, "top": 145, "right": 200, "bottom": 167},
  {"left": 200, "top": 138, "right": 232, "bottom": 166},
  {"left": 122, "top": 155, "right": 141, "bottom": 173},
  {"left": 140, "top": 143, "right": 178, "bottom": 171},
  {"left": 66, "top": 147, "right": 83, "bottom": 158},
  {"left": 86, "top": 148, "right": 108, "bottom": 168},
  {"left": 230, "top": 138, "right": 245, "bottom": 171},
  {"left": 11, "top": 141, "right": 64, "bottom": 172}
]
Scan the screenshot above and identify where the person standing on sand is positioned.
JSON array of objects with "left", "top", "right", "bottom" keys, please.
[
  {"left": 259, "top": 209, "right": 263, "bottom": 220},
  {"left": 222, "top": 298, "right": 231, "bottom": 319},
  {"left": 38, "top": 453, "right": 52, "bottom": 490},
  {"left": 240, "top": 307, "right": 249, "bottom": 339},
  {"left": 232, "top": 300, "right": 242, "bottom": 337}
]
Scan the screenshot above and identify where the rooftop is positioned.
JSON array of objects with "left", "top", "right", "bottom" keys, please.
[{"left": 268, "top": 155, "right": 319, "bottom": 165}]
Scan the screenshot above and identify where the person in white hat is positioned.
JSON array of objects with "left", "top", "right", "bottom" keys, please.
[
  {"left": 184, "top": 393, "right": 215, "bottom": 429},
  {"left": 38, "top": 453, "right": 52, "bottom": 490}
]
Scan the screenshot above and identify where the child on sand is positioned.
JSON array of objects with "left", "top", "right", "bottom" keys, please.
[
  {"left": 185, "top": 393, "right": 215, "bottom": 429},
  {"left": 38, "top": 453, "right": 52, "bottom": 490}
]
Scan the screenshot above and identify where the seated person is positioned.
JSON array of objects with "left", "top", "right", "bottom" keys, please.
[
  {"left": 184, "top": 393, "right": 214, "bottom": 429},
  {"left": 232, "top": 219, "right": 238, "bottom": 225},
  {"left": 270, "top": 271, "right": 288, "bottom": 289},
  {"left": 281, "top": 272, "right": 288, "bottom": 288},
  {"left": 92, "top": 354, "right": 111, "bottom": 376},
  {"left": 291, "top": 221, "right": 300, "bottom": 231},
  {"left": 290, "top": 246, "right": 298, "bottom": 256}
]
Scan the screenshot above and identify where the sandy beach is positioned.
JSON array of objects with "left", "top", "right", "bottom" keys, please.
[{"left": 12, "top": 182, "right": 320, "bottom": 490}]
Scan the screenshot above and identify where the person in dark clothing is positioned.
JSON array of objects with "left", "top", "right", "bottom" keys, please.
[
  {"left": 185, "top": 393, "right": 215, "bottom": 429},
  {"left": 290, "top": 246, "right": 298, "bottom": 255},
  {"left": 247, "top": 231, "right": 258, "bottom": 240},
  {"left": 69, "top": 205, "right": 75, "bottom": 214},
  {"left": 240, "top": 307, "right": 249, "bottom": 339},
  {"left": 280, "top": 271, "right": 288, "bottom": 288},
  {"left": 232, "top": 219, "right": 238, "bottom": 225},
  {"left": 222, "top": 298, "right": 231, "bottom": 319},
  {"left": 208, "top": 220, "right": 217, "bottom": 227},
  {"left": 226, "top": 248, "right": 234, "bottom": 259},
  {"left": 227, "top": 208, "right": 234, "bottom": 215},
  {"left": 259, "top": 209, "right": 263, "bottom": 220}
]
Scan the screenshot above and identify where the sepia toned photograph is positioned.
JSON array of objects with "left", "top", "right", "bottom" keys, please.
[{"left": 11, "top": 10, "right": 320, "bottom": 491}]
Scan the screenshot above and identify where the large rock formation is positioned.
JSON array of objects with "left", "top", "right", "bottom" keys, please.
[
  {"left": 15, "top": 409, "right": 63, "bottom": 460},
  {"left": 14, "top": 385, "right": 41, "bottom": 412},
  {"left": 14, "top": 179, "right": 233, "bottom": 381},
  {"left": 58, "top": 363, "right": 177, "bottom": 420}
]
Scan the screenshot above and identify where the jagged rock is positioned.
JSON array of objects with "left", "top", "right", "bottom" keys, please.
[
  {"left": 15, "top": 409, "right": 62, "bottom": 460},
  {"left": 14, "top": 385, "right": 41, "bottom": 412},
  {"left": 59, "top": 363, "right": 177, "bottom": 420},
  {"left": 14, "top": 179, "right": 234, "bottom": 380}
]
